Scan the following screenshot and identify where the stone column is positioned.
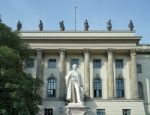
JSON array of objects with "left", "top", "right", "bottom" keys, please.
[
  {"left": 130, "top": 49, "right": 139, "bottom": 99},
  {"left": 36, "top": 48, "right": 43, "bottom": 79},
  {"left": 107, "top": 48, "right": 114, "bottom": 99},
  {"left": 36, "top": 48, "right": 43, "bottom": 98},
  {"left": 59, "top": 48, "right": 66, "bottom": 99},
  {"left": 84, "top": 48, "right": 90, "bottom": 98}
]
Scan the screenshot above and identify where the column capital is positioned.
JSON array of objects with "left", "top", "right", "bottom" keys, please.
[
  {"left": 36, "top": 48, "right": 43, "bottom": 53},
  {"left": 83, "top": 48, "right": 90, "bottom": 54},
  {"left": 107, "top": 48, "right": 114, "bottom": 54},
  {"left": 130, "top": 49, "right": 136, "bottom": 56},
  {"left": 59, "top": 48, "right": 66, "bottom": 53}
]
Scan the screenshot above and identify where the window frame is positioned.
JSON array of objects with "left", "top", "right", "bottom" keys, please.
[
  {"left": 116, "top": 78, "right": 125, "bottom": 98},
  {"left": 97, "top": 109, "right": 105, "bottom": 115},
  {"left": 115, "top": 59, "right": 123, "bottom": 68},
  {"left": 138, "top": 81, "right": 144, "bottom": 99},
  {"left": 70, "top": 59, "right": 79, "bottom": 69},
  {"left": 93, "top": 78, "right": 102, "bottom": 98},
  {"left": 48, "top": 59, "right": 57, "bottom": 68},
  {"left": 44, "top": 108, "right": 53, "bottom": 115},
  {"left": 123, "top": 109, "right": 131, "bottom": 115},
  {"left": 26, "top": 58, "right": 34, "bottom": 68},
  {"left": 137, "top": 64, "right": 142, "bottom": 73},
  {"left": 47, "top": 78, "right": 56, "bottom": 97},
  {"left": 93, "top": 59, "right": 101, "bottom": 68}
]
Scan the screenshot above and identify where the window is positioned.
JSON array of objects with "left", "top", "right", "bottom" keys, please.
[
  {"left": 97, "top": 109, "right": 105, "bottom": 115},
  {"left": 115, "top": 59, "right": 123, "bottom": 68},
  {"left": 93, "top": 78, "right": 102, "bottom": 97},
  {"left": 26, "top": 58, "right": 34, "bottom": 68},
  {"left": 47, "top": 78, "right": 56, "bottom": 97},
  {"left": 116, "top": 79, "right": 124, "bottom": 98},
  {"left": 123, "top": 109, "right": 131, "bottom": 115},
  {"left": 71, "top": 59, "right": 79, "bottom": 68},
  {"left": 138, "top": 82, "right": 143, "bottom": 99},
  {"left": 137, "top": 64, "right": 142, "bottom": 73},
  {"left": 93, "top": 59, "right": 101, "bottom": 68},
  {"left": 44, "top": 108, "right": 53, "bottom": 115},
  {"left": 48, "top": 59, "right": 56, "bottom": 68}
]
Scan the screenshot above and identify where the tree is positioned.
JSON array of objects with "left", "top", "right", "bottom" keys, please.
[{"left": 0, "top": 23, "right": 42, "bottom": 115}]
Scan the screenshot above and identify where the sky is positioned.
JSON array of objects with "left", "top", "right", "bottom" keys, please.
[{"left": 0, "top": 0, "right": 150, "bottom": 43}]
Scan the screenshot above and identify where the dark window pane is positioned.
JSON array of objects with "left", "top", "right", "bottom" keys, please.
[
  {"left": 71, "top": 59, "right": 79, "bottom": 68},
  {"left": 137, "top": 64, "right": 142, "bottom": 73},
  {"left": 44, "top": 108, "right": 53, "bottom": 115},
  {"left": 116, "top": 79, "right": 124, "bottom": 98},
  {"left": 123, "top": 109, "right": 131, "bottom": 115},
  {"left": 93, "top": 78, "right": 102, "bottom": 97},
  {"left": 48, "top": 59, "right": 56, "bottom": 68},
  {"left": 47, "top": 78, "right": 56, "bottom": 97},
  {"left": 115, "top": 59, "right": 123, "bottom": 68},
  {"left": 97, "top": 109, "right": 105, "bottom": 115},
  {"left": 93, "top": 59, "right": 101, "bottom": 68},
  {"left": 26, "top": 58, "right": 34, "bottom": 68},
  {"left": 138, "top": 82, "right": 143, "bottom": 99}
]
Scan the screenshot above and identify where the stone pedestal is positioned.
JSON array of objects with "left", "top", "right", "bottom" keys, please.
[{"left": 66, "top": 103, "right": 86, "bottom": 115}]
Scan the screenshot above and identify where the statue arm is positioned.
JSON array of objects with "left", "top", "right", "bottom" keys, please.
[{"left": 65, "top": 72, "right": 71, "bottom": 86}]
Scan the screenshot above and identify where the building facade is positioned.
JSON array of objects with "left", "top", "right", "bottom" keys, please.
[{"left": 21, "top": 31, "right": 150, "bottom": 115}]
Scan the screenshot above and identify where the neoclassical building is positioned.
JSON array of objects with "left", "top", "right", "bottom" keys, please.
[{"left": 21, "top": 30, "right": 150, "bottom": 115}]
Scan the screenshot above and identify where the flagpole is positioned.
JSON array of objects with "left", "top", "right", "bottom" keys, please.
[{"left": 75, "top": 6, "right": 76, "bottom": 32}]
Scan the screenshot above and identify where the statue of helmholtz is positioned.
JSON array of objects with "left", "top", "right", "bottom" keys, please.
[{"left": 65, "top": 64, "right": 84, "bottom": 104}]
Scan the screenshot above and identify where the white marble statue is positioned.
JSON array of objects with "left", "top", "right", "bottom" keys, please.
[{"left": 65, "top": 64, "right": 84, "bottom": 104}]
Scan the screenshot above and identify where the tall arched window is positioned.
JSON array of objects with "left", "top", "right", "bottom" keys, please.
[
  {"left": 93, "top": 78, "right": 102, "bottom": 97},
  {"left": 116, "top": 78, "right": 124, "bottom": 98},
  {"left": 47, "top": 78, "right": 56, "bottom": 97},
  {"left": 138, "top": 81, "right": 143, "bottom": 99}
]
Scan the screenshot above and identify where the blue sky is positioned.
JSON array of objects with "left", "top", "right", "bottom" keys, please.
[{"left": 0, "top": 0, "right": 150, "bottom": 43}]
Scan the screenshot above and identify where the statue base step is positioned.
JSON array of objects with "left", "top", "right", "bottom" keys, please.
[{"left": 66, "top": 103, "right": 86, "bottom": 115}]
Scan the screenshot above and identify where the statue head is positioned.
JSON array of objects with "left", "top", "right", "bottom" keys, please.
[{"left": 72, "top": 64, "right": 77, "bottom": 70}]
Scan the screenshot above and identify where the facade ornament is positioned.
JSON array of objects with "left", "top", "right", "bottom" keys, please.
[
  {"left": 84, "top": 19, "right": 89, "bottom": 31},
  {"left": 65, "top": 64, "right": 84, "bottom": 103},
  {"left": 95, "top": 73, "right": 100, "bottom": 79},
  {"left": 59, "top": 20, "right": 65, "bottom": 31},
  {"left": 117, "top": 73, "right": 123, "bottom": 79},
  {"left": 83, "top": 48, "right": 90, "bottom": 54},
  {"left": 17, "top": 20, "right": 22, "bottom": 31},
  {"left": 47, "top": 73, "right": 55, "bottom": 79},
  {"left": 36, "top": 48, "right": 43, "bottom": 54},
  {"left": 59, "top": 48, "right": 66, "bottom": 54},
  {"left": 107, "top": 20, "right": 112, "bottom": 31},
  {"left": 39, "top": 20, "right": 43, "bottom": 31},
  {"left": 130, "top": 49, "right": 136, "bottom": 56},
  {"left": 107, "top": 48, "right": 114, "bottom": 54},
  {"left": 128, "top": 20, "right": 134, "bottom": 31}
]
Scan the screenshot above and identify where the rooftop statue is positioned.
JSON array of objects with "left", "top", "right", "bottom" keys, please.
[
  {"left": 128, "top": 20, "right": 134, "bottom": 31},
  {"left": 39, "top": 20, "right": 43, "bottom": 31},
  {"left": 107, "top": 20, "right": 112, "bottom": 31},
  {"left": 59, "top": 20, "right": 65, "bottom": 31},
  {"left": 65, "top": 64, "right": 84, "bottom": 104},
  {"left": 84, "top": 19, "right": 89, "bottom": 31},
  {"left": 17, "top": 20, "right": 22, "bottom": 31}
]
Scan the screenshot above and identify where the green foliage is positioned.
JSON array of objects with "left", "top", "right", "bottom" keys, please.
[
  {"left": 0, "top": 23, "right": 30, "bottom": 60},
  {"left": 0, "top": 23, "right": 42, "bottom": 115}
]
